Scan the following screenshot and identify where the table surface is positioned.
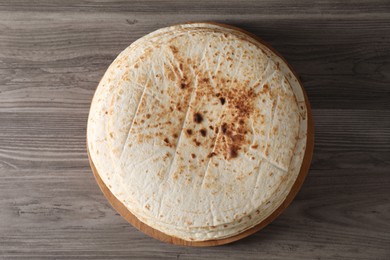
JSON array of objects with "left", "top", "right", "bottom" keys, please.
[{"left": 1, "top": 1, "right": 389, "bottom": 259}]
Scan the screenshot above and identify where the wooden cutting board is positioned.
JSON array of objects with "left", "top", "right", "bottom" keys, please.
[{"left": 87, "top": 23, "right": 314, "bottom": 247}]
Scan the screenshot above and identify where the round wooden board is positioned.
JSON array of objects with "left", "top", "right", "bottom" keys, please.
[{"left": 86, "top": 22, "right": 314, "bottom": 247}]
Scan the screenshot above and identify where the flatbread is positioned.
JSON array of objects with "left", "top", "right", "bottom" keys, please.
[{"left": 87, "top": 23, "right": 308, "bottom": 241}]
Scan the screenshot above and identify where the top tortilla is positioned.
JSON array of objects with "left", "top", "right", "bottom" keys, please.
[{"left": 87, "top": 23, "right": 308, "bottom": 241}]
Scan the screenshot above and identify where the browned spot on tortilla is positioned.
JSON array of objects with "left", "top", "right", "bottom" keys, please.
[
  {"left": 221, "top": 123, "right": 228, "bottom": 134},
  {"left": 146, "top": 114, "right": 151, "bottom": 119},
  {"left": 173, "top": 133, "right": 178, "bottom": 138},
  {"left": 229, "top": 146, "right": 239, "bottom": 158},
  {"left": 207, "top": 152, "right": 217, "bottom": 158},
  {"left": 145, "top": 204, "right": 150, "bottom": 210},
  {"left": 169, "top": 45, "right": 178, "bottom": 54},
  {"left": 186, "top": 129, "right": 193, "bottom": 135},
  {"left": 200, "top": 128, "right": 207, "bottom": 137},
  {"left": 191, "top": 153, "right": 196, "bottom": 159},
  {"left": 109, "top": 132, "right": 114, "bottom": 138},
  {"left": 219, "top": 97, "right": 226, "bottom": 105},
  {"left": 192, "top": 138, "right": 201, "bottom": 146},
  {"left": 180, "top": 82, "right": 187, "bottom": 89},
  {"left": 212, "top": 81, "right": 258, "bottom": 160},
  {"left": 193, "top": 112, "right": 203, "bottom": 123},
  {"left": 209, "top": 125, "right": 214, "bottom": 130},
  {"left": 163, "top": 138, "right": 169, "bottom": 144},
  {"left": 251, "top": 144, "right": 259, "bottom": 149}
]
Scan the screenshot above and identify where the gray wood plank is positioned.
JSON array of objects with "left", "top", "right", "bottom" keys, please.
[
  {"left": 0, "top": 0, "right": 389, "bottom": 259},
  {"left": 0, "top": 0, "right": 389, "bottom": 15}
]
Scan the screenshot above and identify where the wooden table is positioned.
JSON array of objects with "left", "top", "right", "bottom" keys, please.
[{"left": 1, "top": 1, "right": 389, "bottom": 259}]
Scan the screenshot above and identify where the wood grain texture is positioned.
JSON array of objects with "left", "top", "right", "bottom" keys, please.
[{"left": 0, "top": 0, "right": 389, "bottom": 259}]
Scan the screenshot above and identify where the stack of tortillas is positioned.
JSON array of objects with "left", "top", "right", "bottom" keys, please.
[{"left": 87, "top": 22, "right": 313, "bottom": 245}]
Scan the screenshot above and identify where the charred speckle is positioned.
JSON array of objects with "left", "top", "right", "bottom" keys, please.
[
  {"left": 221, "top": 123, "right": 228, "bottom": 134},
  {"left": 105, "top": 111, "right": 108, "bottom": 115},
  {"left": 186, "top": 129, "right": 193, "bottom": 135},
  {"left": 207, "top": 152, "right": 217, "bottom": 158},
  {"left": 163, "top": 138, "right": 169, "bottom": 144},
  {"left": 192, "top": 138, "right": 201, "bottom": 146},
  {"left": 173, "top": 133, "right": 178, "bottom": 138},
  {"left": 193, "top": 113, "right": 203, "bottom": 123},
  {"left": 202, "top": 78, "right": 209, "bottom": 83},
  {"left": 209, "top": 125, "right": 214, "bottom": 130},
  {"left": 180, "top": 82, "right": 186, "bottom": 89},
  {"left": 191, "top": 153, "right": 196, "bottom": 159},
  {"left": 179, "top": 63, "right": 183, "bottom": 70},
  {"left": 219, "top": 97, "right": 226, "bottom": 105},
  {"left": 239, "top": 119, "right": 244, "bottom": 125},
  {"left": 200, "top": 129, "right": 207, "bottom": 137},
  {"left": 146, "top": 114, "right": 151, "bottom": 119},
  {"left": 229, "top": 146, "right": 239, "bottom": 159}
]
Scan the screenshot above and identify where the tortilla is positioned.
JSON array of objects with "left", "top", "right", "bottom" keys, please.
[{"left": 87, "top": 23, "right": 308, "bottom": 241}]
